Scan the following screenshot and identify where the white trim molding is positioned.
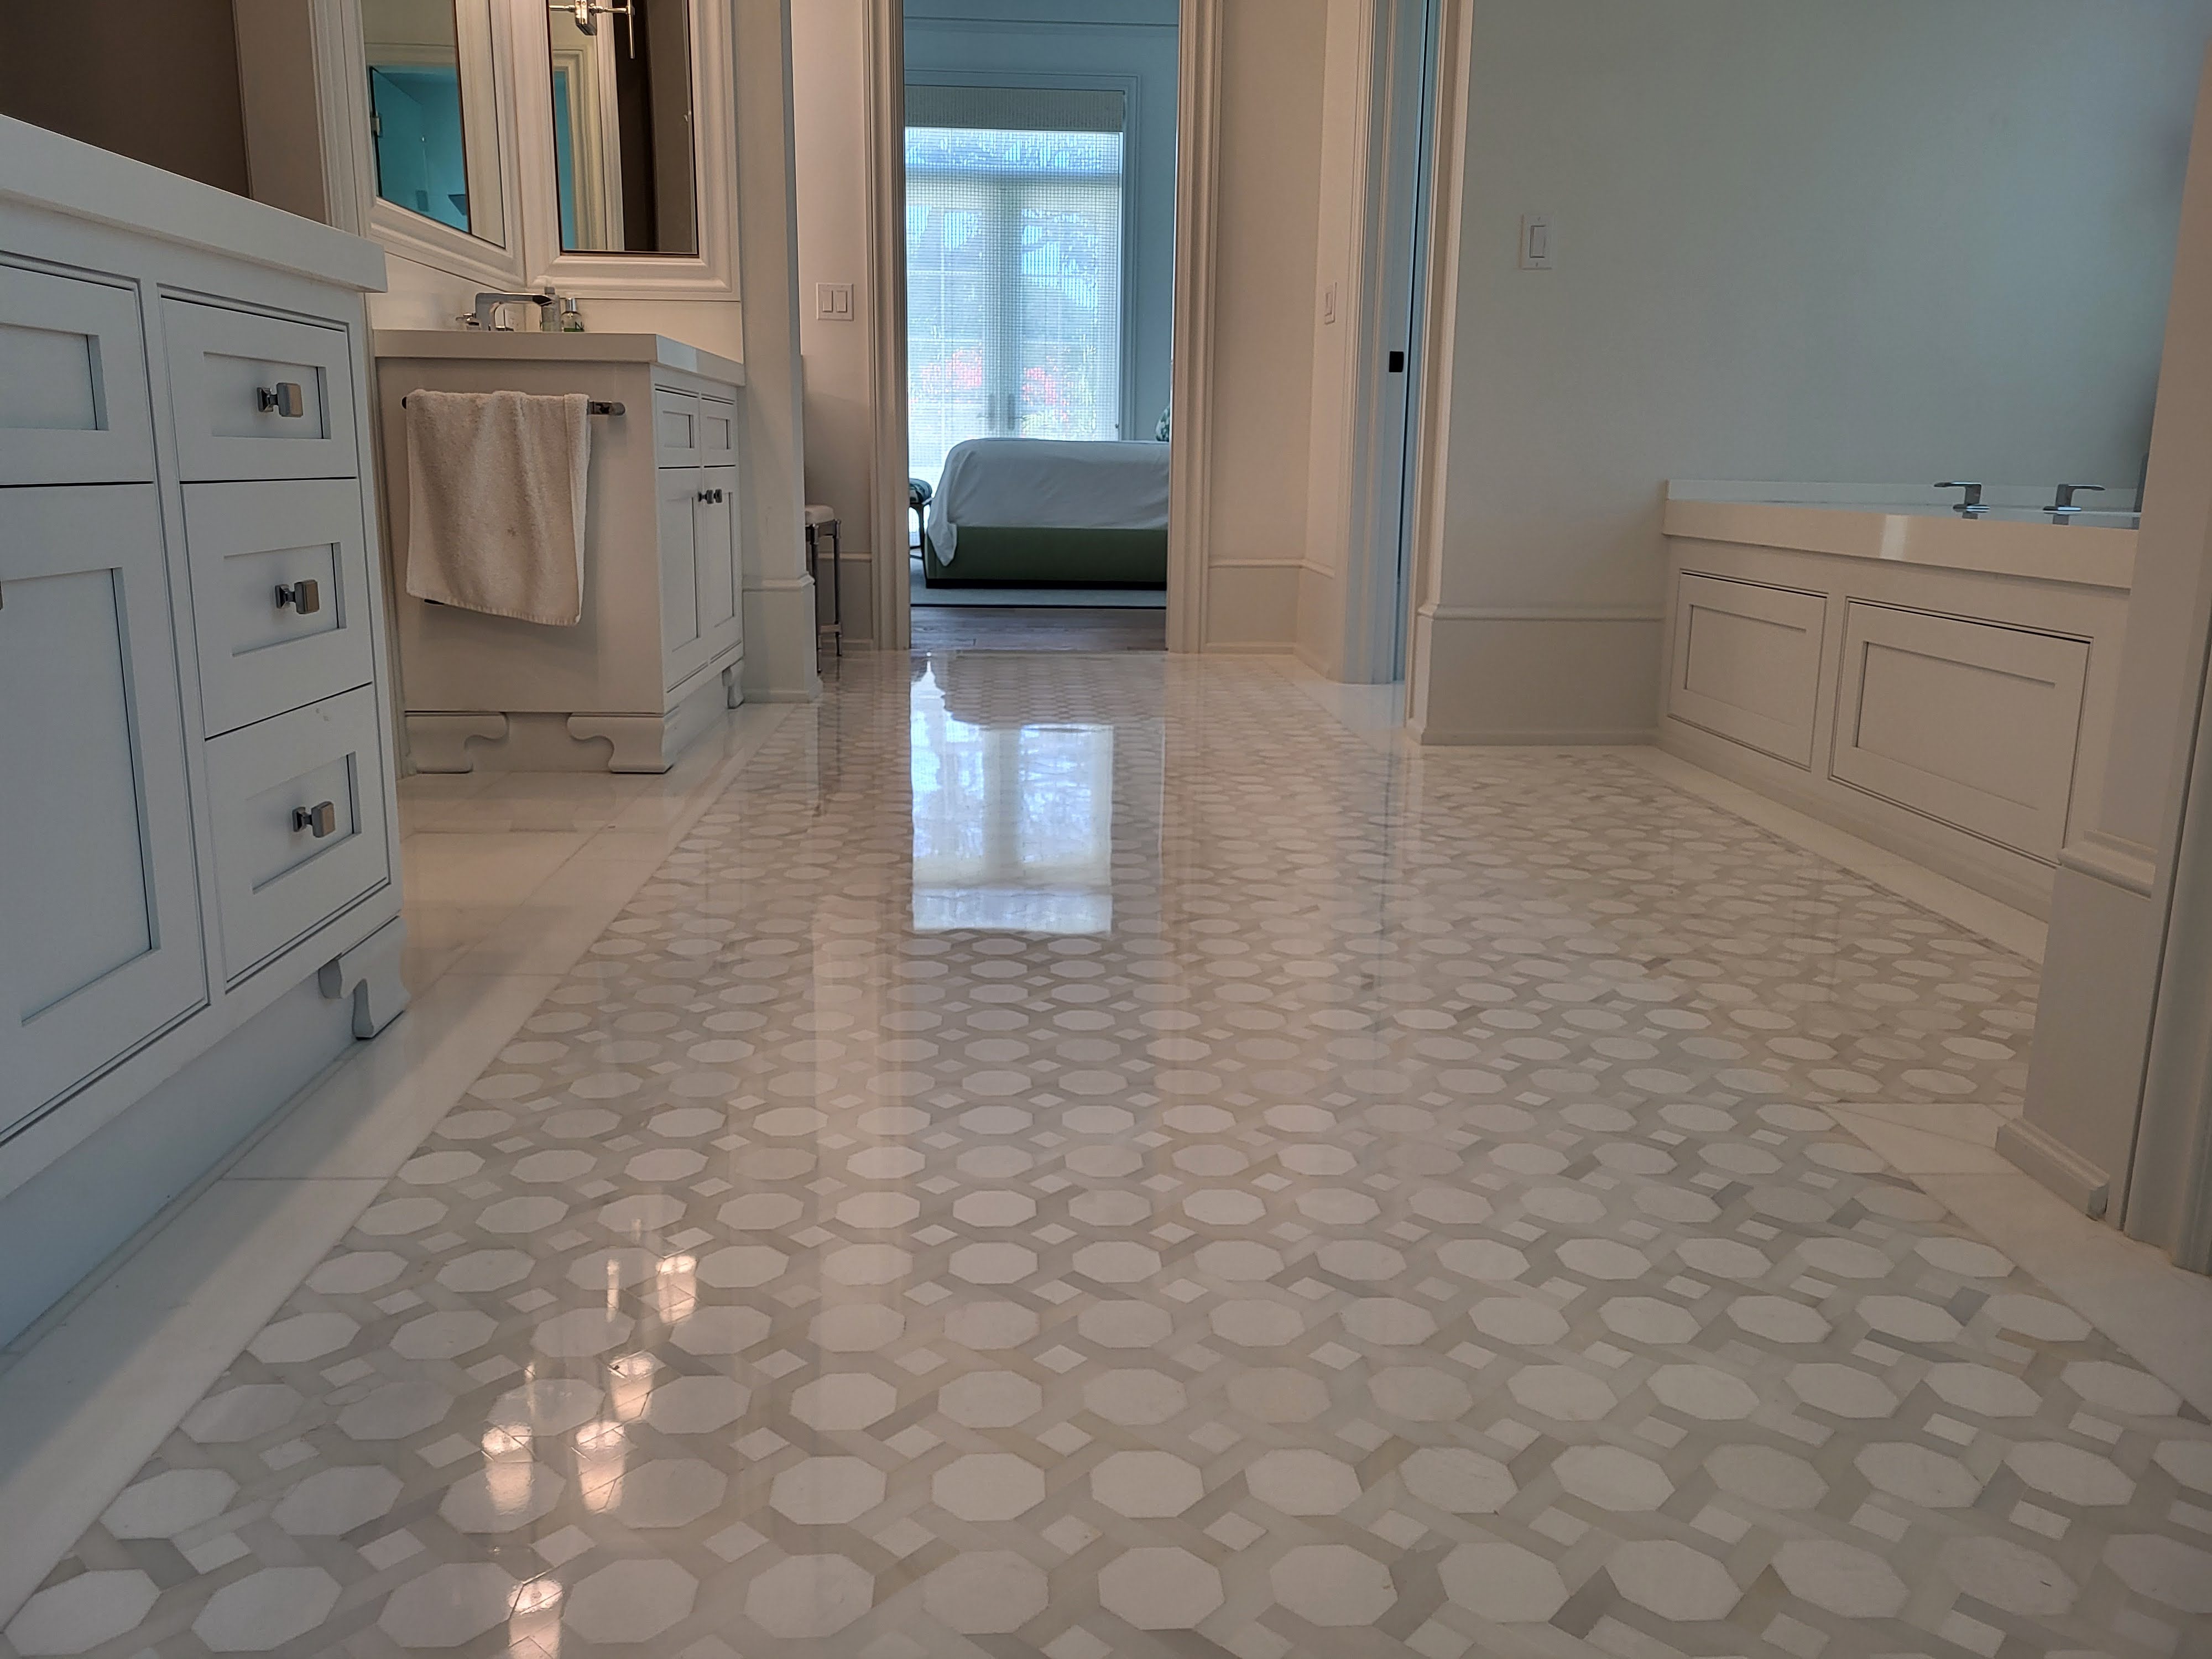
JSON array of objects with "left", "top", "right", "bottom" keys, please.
[
  {"left": 316, "top": 0, "right": 531, "bottom": 291},
  {"left": 2058, "top": 829, "right": 2162, "bottom": 898},
  {"left": 1409, "top": 604, "right": 1663, "bottom": 746},
  {"left": 511, "top": 0, "right": 739, "bottom": 298},
  {"left": 1423, "top": 603, "right": 1667, "bottom": 623},
  {"left": 1400, "top": 0, "right": 1472, "bottom": 715},
  {"left": 865, "top": 0, "right": 912, "bottom": 654},
  {"left": 1166, "top": 0, "right": 1224, "bottom": 656}
]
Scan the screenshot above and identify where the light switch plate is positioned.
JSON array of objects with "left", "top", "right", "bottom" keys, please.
[
  {"left": 1322, "top": 282, "right": 1338, "bottom": 324},
  {"left": 1519, "top": 215, "right": 1553, "bottom": 270},
  {"left": 816, "top": 283, "right": 855, "bottom": 321}
]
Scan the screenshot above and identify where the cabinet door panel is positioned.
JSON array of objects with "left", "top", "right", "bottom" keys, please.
[
  {"left": 698, "top": 396, "right": 735, "bottom": 464},
  {"left": 183, "top": 479, "right": 377, "bottom": 735},
  {"left": 696, "top": 464, "right": 739, "bottom": 657},
  {"left": 162, "top": 299, "right": 357, "bottom": 482},
  {"left": 1668, "top": 573, "right": 1827, "bottom": 768},
  {"left": 1830, "top": 603, "right": 2088, "bottom": 862},
  {"left": 659, "top": 466, "right": 707, "bottom": 691},
  {"left": 0, "top": 486, "right": 206, "bottom": 1135},
  {"left": 0, "top": 261, "right": 156, "bottom": 487},
  {"left": 653, "top": 389, "right": 701, "bottom": 467}
]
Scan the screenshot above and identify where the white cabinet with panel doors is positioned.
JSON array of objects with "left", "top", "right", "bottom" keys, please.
[
  {"left": 377, "top": 332, "right": 747, "bottom": 775},
  {"left": 0, "top": 117, "right": 406, "bottom": 1345}
]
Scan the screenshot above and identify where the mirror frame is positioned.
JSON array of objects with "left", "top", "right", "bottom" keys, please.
[
  {"left": 514, "top": 0, "right": 735, "bottom": 298},
  {"left": 320, "top": 0, "right": 530, "bottom": 289}
]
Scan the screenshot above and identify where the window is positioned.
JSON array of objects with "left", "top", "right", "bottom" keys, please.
[{"left": 905, "top": 86, "right": 1127, "bottom": 488}]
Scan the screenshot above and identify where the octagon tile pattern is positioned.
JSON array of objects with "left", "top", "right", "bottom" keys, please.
[{"left": 6, "top": 653, "right": 2209, "bottom": 1659}]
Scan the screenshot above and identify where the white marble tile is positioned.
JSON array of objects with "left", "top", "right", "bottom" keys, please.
[{"left": 6, "top": 658, "right": 2207, "bottom": 1659}]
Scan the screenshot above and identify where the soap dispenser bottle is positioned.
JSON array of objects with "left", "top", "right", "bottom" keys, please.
[{"left": 560, "top": 297, "right": 586, "bottom": 333}]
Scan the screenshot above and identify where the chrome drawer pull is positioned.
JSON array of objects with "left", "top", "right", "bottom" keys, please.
[
  {"left": 293, "top": 800, "right": 338, "bottom": 837},
  {"left": 275, "top": 578, "right": 321, "bottom": 614},
  {"left": 258, "top": 381, "right": 306, "bottom": 418}
]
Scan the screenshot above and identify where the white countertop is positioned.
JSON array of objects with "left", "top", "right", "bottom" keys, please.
[
  {"left": 374, "top": 329, "right": 747, "bottom": 387},
  {"left": 0, "top": 115, "right": 387, "bottom": 293},
  {"left": 1665, "top": 493, "right": 2135, "bottom": 592}
]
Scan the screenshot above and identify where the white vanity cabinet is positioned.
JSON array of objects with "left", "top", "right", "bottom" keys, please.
[
  {"left": 1658, "top": 492, "right": 2133, "bottom": 917},
  {"left": 0, "top": 118, "right": 406, "bottom": 1345},
  {"left": 376, "top": 332, "right": 748, "bottom": 775}
]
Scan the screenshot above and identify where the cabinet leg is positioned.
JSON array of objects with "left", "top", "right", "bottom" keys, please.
[
  {"left": 319, "top": 916, "right": 411, "bottom": 1039},
  {"left": 725, "top": 664, "right": 745, "bottom": 709},
  {"left": 567, "top": 714, "right": 677, "bottom": 774},
  {"left": 405, "top": 713, "right": 508, "bottom": 773}
]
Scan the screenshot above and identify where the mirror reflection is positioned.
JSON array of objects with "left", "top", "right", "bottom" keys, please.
[
  {"left": 363, "top": 0, "right": 500, "bottom": 239},
  {"left": 546, "top": 0, "right": 700, "bottom": 255},
  {"left": 910, "top": 665, "right": 1115, "bottom": 936}
]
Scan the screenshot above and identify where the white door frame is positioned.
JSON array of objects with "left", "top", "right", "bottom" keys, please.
[
  {"left": 863, "top": 0, "right": 1222, "bottom": 654},
  {"left": 1334, "top": 0, "right": 1442, "bottom": 685}
]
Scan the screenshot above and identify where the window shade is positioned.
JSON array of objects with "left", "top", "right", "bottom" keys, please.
[{"left": 906, "top": 85, "right": 1128, "bottom": 486}]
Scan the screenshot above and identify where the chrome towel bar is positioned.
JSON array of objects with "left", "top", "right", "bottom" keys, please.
[{"left": 401, "top": 394, "right": 625, "bottom": 416}]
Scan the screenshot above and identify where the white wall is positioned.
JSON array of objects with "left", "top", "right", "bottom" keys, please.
[
  {"left": 791, "top": 0, "right": 879, "bottom": 643},
  {"left": 1295, "top": 0, "right": 1368, "bottom": 677},
  {"left": 1204, "top": 0, "right": 1329, "bottom": 649},
  {"left": 1413, "top": 0, "right": 2212, "bottom": 741}
]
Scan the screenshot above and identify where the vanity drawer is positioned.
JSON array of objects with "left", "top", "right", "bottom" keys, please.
[
  {"left": 184, "top": 480, "right": 377, "bottom": 736},
  {"left": 654, "top": 388, "right": 701, "bottom": 467},
  {"left": 698, "top": 394, "right": 735, "bottom": 463},
  {"left": 163, "top": 298, "right": 358, "bottom": 482},
  {"left": 206, "top": 686, "right": 390, "bottom": 982},
  {"left": 0, "top": 260, "right": 156, "bottom": 487}
]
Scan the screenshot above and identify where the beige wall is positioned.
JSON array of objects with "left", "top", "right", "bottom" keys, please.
[
  {"left": 1413, "top": 0, "right": 2212, "bottom": 741},
  {"left": 0, "top": 0, "right": 251, "bottom": 195}
]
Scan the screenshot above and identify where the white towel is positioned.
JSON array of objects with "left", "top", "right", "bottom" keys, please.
[{"left": 404, "top": 390, "right": 591, "bottom": 626}]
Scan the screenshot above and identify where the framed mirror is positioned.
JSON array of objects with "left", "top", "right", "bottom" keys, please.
[
  {"left": 543, "top": 0, "right": 700, "bottom": 255},
  {"left": 361, "top": 0, "right": 507, "bottom": 246}
]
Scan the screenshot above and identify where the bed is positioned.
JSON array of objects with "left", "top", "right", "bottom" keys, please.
[{"left": 924, "top": 437, "right": 1171, "bottom": 586}]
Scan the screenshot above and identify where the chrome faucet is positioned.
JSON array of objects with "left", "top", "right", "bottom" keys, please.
[
  {"left": 473, "top": 289, "right": 558, "bottom": 331},
  {"left": 2047, "top": 483, "right": 2105, "bottom": 522},
  {"left": 1936, "top": 481, "right": 1988, "bottom": 518}
]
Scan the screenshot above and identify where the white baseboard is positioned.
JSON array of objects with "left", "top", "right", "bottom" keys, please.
[
  {"left": 1412, "top": 608, "right": 1662, "bottom": 744},
  {"left": 1411, "top": 721, "right": 1658, "bottom": 747}
]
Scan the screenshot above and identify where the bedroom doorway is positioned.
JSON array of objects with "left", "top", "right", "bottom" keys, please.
[{"left": 898, "top": 1, "right": 1178, "bottom": 650}]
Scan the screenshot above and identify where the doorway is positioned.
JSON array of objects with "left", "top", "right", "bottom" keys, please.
[{"left": 872, "top": 0, "right": 1183, "bottom": 653}]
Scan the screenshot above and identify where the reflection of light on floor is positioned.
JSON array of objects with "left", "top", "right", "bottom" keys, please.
[
  {"left": 910, "top": 665, "right": 1114, "bottom": 935},
  {"left": 652, "top": 1252, "right": 697, "bottom": 1323},
  {"left": 609, "top": 1352, "right": 656, "bottom": 1421},
  {"left": 484, "top": 1425, "right": 538, "bottom": 1517},
  {"left": 509, "top": 1576, "right": 562, "bottom": 1657},
  {"left": 576, "top": 1419, "right": 627, "bottom": 1511}
]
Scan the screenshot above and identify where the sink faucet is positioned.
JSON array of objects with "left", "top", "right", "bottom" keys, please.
[
  {"left": 1936, "top": 481, "right": 1988, "bottom": 518},
  {"left": 2047, "top": 483, "right": 2105, "bottom": 522},
  {"left": 473, "top": 289, "right": 557, "bottom": 331}
]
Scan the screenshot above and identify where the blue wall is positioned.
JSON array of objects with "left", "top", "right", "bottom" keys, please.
[{"left": 906, "top": 0, "right": 1179, "bottom": 441}]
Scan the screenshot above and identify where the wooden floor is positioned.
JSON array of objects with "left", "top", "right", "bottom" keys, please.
[{"left": 908, "top": 604, "right": 1167, "bottom": 653}]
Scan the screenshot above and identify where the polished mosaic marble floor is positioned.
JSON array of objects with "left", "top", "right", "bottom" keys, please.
[{"left": 8, "top": 653, "right": 2210, "bottom": 1659}]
